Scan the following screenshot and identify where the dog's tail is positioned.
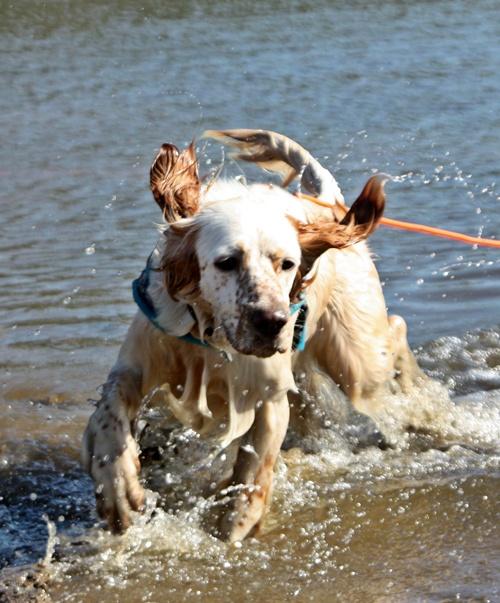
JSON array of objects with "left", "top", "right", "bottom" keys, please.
[{"left": 203, "top": 129, "right": 344, "bottom": 204}]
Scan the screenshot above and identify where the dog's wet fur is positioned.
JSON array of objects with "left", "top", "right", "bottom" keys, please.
[{"left": 82, "top": 129, "right": 423, "bottom": 541}]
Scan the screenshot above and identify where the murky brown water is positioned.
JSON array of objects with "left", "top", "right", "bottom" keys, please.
[{"left": 1, "top": 0, "right": 499, "bottom": 601}]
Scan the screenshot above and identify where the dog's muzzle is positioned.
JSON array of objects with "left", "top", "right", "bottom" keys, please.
[{"left": 249, "top": 308, "right": 287, "bottom": 339}]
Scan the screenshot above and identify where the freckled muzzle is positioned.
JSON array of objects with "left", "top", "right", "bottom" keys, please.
[
  {"left": 229, "top": 303, "right": 291, "bottom": 358},
  {"left": 249, "top": 307, "right": 287, "bottom": 339}
]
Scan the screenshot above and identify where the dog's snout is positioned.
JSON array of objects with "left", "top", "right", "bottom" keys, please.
[{"left": 250, "top": 308, "right": 287, "bottom": 338}]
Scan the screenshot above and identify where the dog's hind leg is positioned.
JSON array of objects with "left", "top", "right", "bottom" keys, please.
[
  {"left": 82, "top": 365, "right": 145, "bottom": 533},
  {"left": 219, "top": 395, "right": 289, "bottom": 542},
  {"left": 388, "top": 314, "right": 425, "bottom": 393}
]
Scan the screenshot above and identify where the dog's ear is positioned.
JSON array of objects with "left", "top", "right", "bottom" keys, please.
[
  {"left": 293, "top": 174, "right": 386, "bottom": 291},
  {"left": 161, "top": 220, "right": 200, "bottom": 301},
  {"left": 339, "top": 174, "right": 386, "bottom": 234},
  {"left": 150, "top": 142, "right": 200, "bottom": 223}
]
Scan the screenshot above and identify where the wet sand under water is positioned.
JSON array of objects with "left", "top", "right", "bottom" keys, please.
[
  {"left": 1, "top": 460, "right": 499, "bottom": 602},
  {"left": 1, "top": 363, "right": 499, "bottom": 602},
  {"left": 46, "top": 472, "right": 499, "bottom": 603}
]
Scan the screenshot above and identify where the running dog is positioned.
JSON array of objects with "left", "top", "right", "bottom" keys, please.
[{"left": 82, "top": 129, "right": 421, "bottom": 541}]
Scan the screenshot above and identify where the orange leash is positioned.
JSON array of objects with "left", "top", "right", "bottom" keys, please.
[
  {"left": 298, "top": 193, "right": 500, "bottom": 249},
  {"left": 378, "top": 217, "right": 500, "bottom": 248}
]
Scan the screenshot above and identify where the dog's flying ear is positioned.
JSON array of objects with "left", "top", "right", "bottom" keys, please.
[
  {"left": 150, "top": 142, "right": 200, "bottom": 223},
  {"left": 339, "top": 174, "right": 386, "bottom": 235},
  {"left": 295, "top": 174, "right": 387, "bottom": 277}
]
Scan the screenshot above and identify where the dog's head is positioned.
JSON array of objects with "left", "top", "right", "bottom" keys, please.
[{"left": 151, "top": 142, "right": 385, "bottom": 358}]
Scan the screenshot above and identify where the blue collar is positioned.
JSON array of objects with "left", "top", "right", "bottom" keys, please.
[
  {"left": 290, "top": 295, "right": 308, "bottom": 352},
  {"left": 132, "top": 254, "right": 308, "bottom": 352}
]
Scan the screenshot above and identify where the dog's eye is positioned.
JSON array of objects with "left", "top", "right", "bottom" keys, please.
[
  {"left": 281, "top": 259, "right": 296, "bottom": 271},
  {"left": 214, "top": 256, "right": 240, "bottom": 272}
]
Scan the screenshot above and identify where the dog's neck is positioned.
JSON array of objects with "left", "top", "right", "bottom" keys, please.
[{"left": 133, "top": 248, "right": 197, "bottom": 336}]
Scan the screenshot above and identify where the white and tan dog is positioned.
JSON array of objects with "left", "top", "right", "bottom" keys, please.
[{"left": 82, "top": 129, "right": 421, "bottom": 541}]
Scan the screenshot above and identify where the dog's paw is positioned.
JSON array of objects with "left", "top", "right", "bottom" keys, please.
[
  {"left": 219, "top": 508, "right": 257, "bottom": 543},
  {"left": 82, "top": 405, "right": 145, "bottom": 533},
  {"left": 218, "top": 489, "right": 266, "bottom": 543}
]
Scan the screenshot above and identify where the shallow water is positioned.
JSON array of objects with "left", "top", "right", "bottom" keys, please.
[{"left": 1, "top": 0, "right": 499, "bottom": 600}]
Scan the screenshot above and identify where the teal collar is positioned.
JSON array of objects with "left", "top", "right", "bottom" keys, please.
[
  {"left": 132, "top": 255, "right": 308, "bottom": 352},
  {"left": 290, "top": 294, "right": 308, "bottom": 352}
]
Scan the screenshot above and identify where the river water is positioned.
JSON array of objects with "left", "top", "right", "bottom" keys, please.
[{"left": 1, "top": 1, "right": 499, "bottom": 601}]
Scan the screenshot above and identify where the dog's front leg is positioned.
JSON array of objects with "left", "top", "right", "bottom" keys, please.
[
  {"left": 220, "top": 396, "right": 289, "bottom": 542},
  {"left": 82, "top": 367, "right": 145, "bottom": 533}
]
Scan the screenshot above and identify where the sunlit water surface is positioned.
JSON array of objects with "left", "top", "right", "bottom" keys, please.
[{"left": 1, "top": 1, "right": 499, "bottom": 601}]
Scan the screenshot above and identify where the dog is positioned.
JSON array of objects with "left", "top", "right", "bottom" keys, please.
[{"left": 82, "top": 129, "right": 422, "bottom": 542}]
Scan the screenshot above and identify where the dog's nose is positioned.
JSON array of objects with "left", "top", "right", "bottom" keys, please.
[{"left": 250, "top": 308, "right": 287, "bottom": 338}]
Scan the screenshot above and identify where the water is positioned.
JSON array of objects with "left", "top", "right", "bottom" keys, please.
[{"left": 1, "top": 0, "right": 499, "bottom": 600}]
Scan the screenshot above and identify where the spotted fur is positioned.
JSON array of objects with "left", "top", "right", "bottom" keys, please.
[{"left": 82, "top": 130, "right": 424, "bottom": 541}]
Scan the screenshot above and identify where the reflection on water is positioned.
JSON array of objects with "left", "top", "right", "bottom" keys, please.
[{"left": 0, "top": 0, "right": 499, "bottom": 600}]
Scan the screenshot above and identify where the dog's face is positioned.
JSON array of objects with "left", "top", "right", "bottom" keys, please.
[
  {"left": 194, "top": 192, "right": 302, "bottom": 357},
  {"left": 151, "top": 142, "right": 385, "bottom": 358}
]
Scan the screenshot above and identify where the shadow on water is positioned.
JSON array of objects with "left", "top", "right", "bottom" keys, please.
[{"left": 0, "top": 463, "right": 94, "bottom": 570}]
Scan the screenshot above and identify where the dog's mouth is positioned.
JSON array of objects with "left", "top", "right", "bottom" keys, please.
[
  {"left": 220, "top": 319, "right": 290, "bottom": 358},
  {"left": 197, "top": 308, "right": 292, "bottom": 358},
  {"left": 233, "top": 337, "right": 287, "bottom": 358},
  {"left": 204, "top": 328, "right": 283, "bottom": 358}
]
